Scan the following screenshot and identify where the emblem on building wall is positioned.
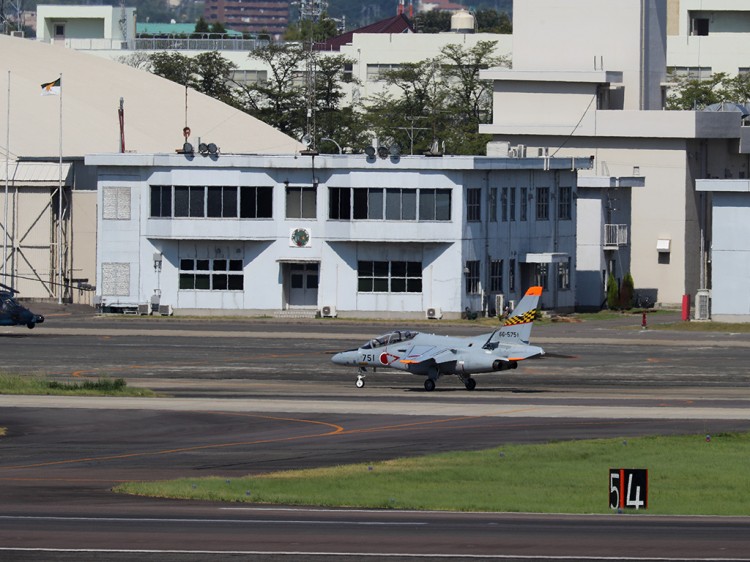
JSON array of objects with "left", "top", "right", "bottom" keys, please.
[{"left": 290, "top": 227, "right": 311, "bottom": 248}]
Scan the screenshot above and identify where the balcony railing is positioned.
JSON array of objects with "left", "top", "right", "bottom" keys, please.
[{"left": 604, "top": 223, "right": 628, "bottom": 247}]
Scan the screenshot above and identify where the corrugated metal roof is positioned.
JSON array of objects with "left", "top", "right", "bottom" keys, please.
[{"left": 0, "top": 161, "right": 72, "bottom": 186}]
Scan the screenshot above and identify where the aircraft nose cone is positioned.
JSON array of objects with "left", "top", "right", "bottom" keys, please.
[{"left": 331, "top": 350, "right": 357, "bottom": 366}]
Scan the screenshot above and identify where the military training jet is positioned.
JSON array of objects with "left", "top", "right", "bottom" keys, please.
[
  {"left": 0, "top": 284, "right": 44, "bottom": 329},
  {"left": 332, "top": 286, "right": 544, "bottom": 391}
]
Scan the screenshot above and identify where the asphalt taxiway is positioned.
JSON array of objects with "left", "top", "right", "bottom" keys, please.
[{"left": 0, "top": 306, "right": 750, "bottom": 560}]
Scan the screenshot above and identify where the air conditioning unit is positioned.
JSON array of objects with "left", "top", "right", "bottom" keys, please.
[
  {"left": 517, "top": 144, "right": 526, "bottom": 157},
  {"left": 11, "top": 30, "right": 24, "bottom": 37},
  {"left": 426, "top": 306, "right": 442, "bottom": 319},
  {"left": 695, "top": 289, "right": 711, "bottom": 320},
  {"left": 138, "top": 304, "right": 150, "bottom": 315},
  {"left": 158, "top": 304, "right": 173, "bottom": 316},
  {"left": 320, "top": 305, "right": 337, "bottom": 318},
  {"left": 507, "top": 300, "right": 516, "bottom": 313}
]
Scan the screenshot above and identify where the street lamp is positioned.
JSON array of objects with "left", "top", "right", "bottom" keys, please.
[{"left": 320, "top": 137, "right": 342, "bottom": 154}]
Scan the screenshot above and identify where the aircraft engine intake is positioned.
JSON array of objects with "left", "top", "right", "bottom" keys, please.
[{"left": 452, "top": 355, "right": 517, "bottom": 375}]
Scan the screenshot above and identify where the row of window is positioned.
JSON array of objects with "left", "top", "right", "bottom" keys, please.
[
  {"left": 465, "top": 258, "right": 571, "bottom": 295},
  {"left": 148, "top": 185, "right": 570, "bottom": 223},
  {"left": 470, "top": 186, "right": 573, "bottom": 223},
  {"left": 330, "top": 188, "right": 451, "bottom": 221},
  {"left": 179, "top": 258, "right": 245, "bottom": 291},
  {"left": 358, "top": 260, "right": 423, "bottom": 293}
]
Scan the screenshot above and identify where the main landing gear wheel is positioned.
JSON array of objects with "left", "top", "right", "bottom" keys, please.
[
  {"left": 464, "top": 377, "right": 476, "bottom": 391},
  {"left": 424, "top": 379, "right": 436, "bottom": 392},
  {"left": 356, "top": 377, "right": 365, "bottom": 388}
]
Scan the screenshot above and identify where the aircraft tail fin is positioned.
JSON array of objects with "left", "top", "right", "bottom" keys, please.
[{"left": 487, "top": 286, "right": 542, "bottom": 346}]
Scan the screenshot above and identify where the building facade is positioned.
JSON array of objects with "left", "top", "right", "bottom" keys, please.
[
  {"left": 87, "top": 152, "right": 591, "bottom": 318},
  {"left": 202, "top": 0, "right": 289, "bottom": 37}
]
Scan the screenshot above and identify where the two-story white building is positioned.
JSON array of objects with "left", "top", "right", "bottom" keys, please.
[{"left": 86, "top": 151, "right": 592, "bottom": 318}]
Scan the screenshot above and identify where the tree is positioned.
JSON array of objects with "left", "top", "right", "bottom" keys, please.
[
  {"left": 475, "top": 9, "right": 512, "bottom": 33},
  {"left": 619, "top": 272, "right": 634, "bottom": 310},
  {"left": 606, "top": 273, "right": 619, "bottom": 310},
  {"left": 313, "top": 54, "right": 368, "bottom": 151},
  {"left": 285, "top": 13, "right": 339, "bottom": 42},
  {"left": 365, "top": 58, "right": 448, "bottom": 154},
  {"left": 149, "top": 51, "right": 238, "bottom": 107},
  {"left": 238, "top": 42, "right": 308, "bottom": 137},
  {"left": 362, "top": 41, "right": 508, "bottom": 155},
  {"left": 666, "top": 72, "right": 728, "bottom": 110},
  {"left": 195, "top": 17, "right": 209, "bottom": 34},
  {"left": 193, "top": 51, "right": 237, "bottom": 105},
  {"left": 415, "top": 10, "right": 452, "bottom": 33}
]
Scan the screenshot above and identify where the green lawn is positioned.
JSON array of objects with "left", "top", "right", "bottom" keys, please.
[
  {"left": 114, "top": 432, "right": 750, "bottom": 515},
  {"left": 0, "top": 374, "right": 154, "bottom": 397}
]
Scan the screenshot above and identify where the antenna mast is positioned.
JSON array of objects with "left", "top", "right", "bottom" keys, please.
[{"left": 296, "top": 0, "right": 327, "bottom": 151}]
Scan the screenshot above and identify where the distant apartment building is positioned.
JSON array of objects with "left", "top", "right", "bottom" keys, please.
[{"left": 203, "top": 0, "right": 289, "bottom": 37}]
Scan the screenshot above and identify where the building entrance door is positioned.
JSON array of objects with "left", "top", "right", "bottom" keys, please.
[{"left": 288, "top": 263, "right": 319, "bottom": 308}]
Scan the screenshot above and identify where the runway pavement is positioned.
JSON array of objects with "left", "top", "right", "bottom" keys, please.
[{"left": 1, "top": 306, "right": 750, "bottom": 560}]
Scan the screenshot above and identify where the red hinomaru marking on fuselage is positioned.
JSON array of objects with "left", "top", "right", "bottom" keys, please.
[{"left": 379, "top": 352, "right": 399, "bottom": 365}]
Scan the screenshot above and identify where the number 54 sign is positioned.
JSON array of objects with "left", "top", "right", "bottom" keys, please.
[{"left": 610, "top": 468, "right": 648, "bottom": 510}]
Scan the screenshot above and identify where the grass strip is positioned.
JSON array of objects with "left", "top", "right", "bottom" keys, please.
[
  {"left": 0, "top": 374, "right": 154, "bottom": 397},
  {"left": 114, "top": 432, "right": 750, "bottom": 515}
]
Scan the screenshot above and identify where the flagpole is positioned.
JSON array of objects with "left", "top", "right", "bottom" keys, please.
[{"left": 57, "top": 72, "right": 63, "bottom": 305}]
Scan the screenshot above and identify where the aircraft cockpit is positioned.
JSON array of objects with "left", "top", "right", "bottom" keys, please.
[{"left": 362, "top": 330, "right": 418, "bottom": 349}]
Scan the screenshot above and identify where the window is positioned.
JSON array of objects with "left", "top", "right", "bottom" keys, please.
[
  {"left": 669, "top": 66, "right": 712, "bottom": 80},
  {"left": 366, "top": 63, "right": 402, "bottom": 81},
  {"left": 509, "top": 258, "right": 516, "bottom": 291},
  {"left": 240, "top": 186, "right": 272, "bottom": 218},
  {"left": 174, "top": 186, "right": 205, "bottom": 218},
  {"left": 465, "top": 260, "right": 480, "bottom": 294},
  {"left": 558, "top": 186, "right": 572, "bottom": 220},
  {"left": 535, "top": 263, "right": 548, "bottom": 289},
  {"left": 520, "top": 188, "right": 528, "bottom": 221},
  {"left": 467, "top": 188, "right": 481, "bottom": 222},
  {"left": 357, "top": 261, "right": 422, "bottom": 293},
  {"left": 329, "top": 187, "right": 351, "bottom": 220},
  {"left": 207, "top": 187, "right": 238, "bottom": 218},
  {"left": 501, "top": 187, "right": 508, "bottom": 222},
  {"left": 286, "top": 186, "right": 316, "bottom": 219},
  {"left": 353, "top": 188, "right": 384, "bottom": 219},
  {"left": 179, "top": 258, "right": 243, "bottom": 291},
  {"left": 490, "top": 259, "right": 503, "bottom": 292},
  {"left": 510, "top": 187, "right": 516, "bottom": 221},
  {"left": 419, "top": 189, "right": 451, "bottom": 221},
  {"left": 489, "top": 188, "right": 497, "bottom": 222},
  {"left": 536, "top": 187, "right": 549, "bottom": 221},
  {"left": 386, "top": 188, "right": 417, "bottom": 220},
  {"left": 150, "top": 186, "right": 172, "bottom": 218},
  {"left": 690, "top": 16, "right": 709, "bottom": 36},
  {"left": 558, "top": 258, "right": 571, "bottom": 290}
]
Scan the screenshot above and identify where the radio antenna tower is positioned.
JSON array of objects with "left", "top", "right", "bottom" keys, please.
[{"left": 295, "top": 0, "right": 328, "bottom": 151}]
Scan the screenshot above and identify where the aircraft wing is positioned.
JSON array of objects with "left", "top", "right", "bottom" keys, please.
[{"left": 399, "top": 345, "right": 457, "bottom": 366}]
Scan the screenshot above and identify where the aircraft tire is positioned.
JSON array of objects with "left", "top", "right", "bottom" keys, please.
[
  {"left": 424, "top": 379, "right": 436, "bottom": 392},
  {"left": 26, "top": 323, "right": 35, "bottom": 329},
  {"left": 355, "top": 378, "right": 365, "bottom": 389},
  {"left": 465, "top": 377, "right": 476, "bottom": 391}
]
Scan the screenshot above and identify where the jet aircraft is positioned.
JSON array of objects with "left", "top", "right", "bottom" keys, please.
[
  {"left": 332, "top": 286, "right": 544, "bottom": 391},
  {"left": 0, "top": 284, "right": 44, "bottom": 328}
]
